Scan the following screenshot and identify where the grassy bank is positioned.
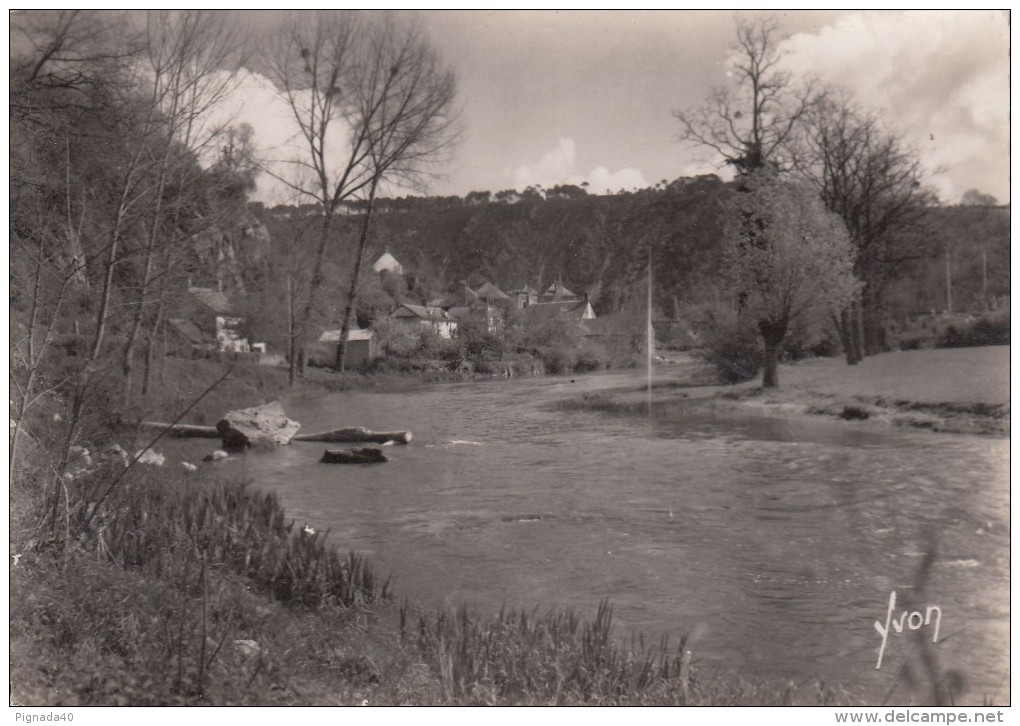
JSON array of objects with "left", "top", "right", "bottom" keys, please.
[
  {"left": 9, "top": 460, "right": 857, "bottom": 706},
  {"left": 563, "top": 347, "right": 1010, "bottom": 436},
  {"left": 11, "top": 354, "right": 863, "bottom": 706}
]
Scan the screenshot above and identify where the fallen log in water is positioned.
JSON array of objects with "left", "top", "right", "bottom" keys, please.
[
  {"left": 320, "top": 447, "right": 388, "bottom": 464},
  {"left": 139, "top": 422, "right": 221, "bottom": 438},
  {"left": 295, "top": 427, "right": 412, "bottom": 445}
]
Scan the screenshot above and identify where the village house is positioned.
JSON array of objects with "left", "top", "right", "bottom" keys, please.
[
  {"left": 521, "top": 297, "right": 597, "bottom": 326},
  {"left": 372, "top": 250, "right": 404, "bottom": 275},
  {"left": 438, "top": 278, "right": 598, "bottom": 337},
  {"left": 168, "top": 286, "right": 250, "bottom": 356},
  {"left": 391, "top": 303, "right": 457, "bottom": 338},
  {"left": 508, "top": 285, "right": 539, "bottom": 309},
  {"left": 437, "top": 281, "right": 511, "bottom": 334},
  {"left": 541, "top": 279, "right": 579, "bottom": 302}
]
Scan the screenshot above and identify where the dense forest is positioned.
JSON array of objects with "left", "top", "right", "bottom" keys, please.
[
  {"left": 11, "top": 10, "right": 1009, "bottom": 396},
  {"left": 247, "top": 183, "right": 1010, "bottom": 347}
]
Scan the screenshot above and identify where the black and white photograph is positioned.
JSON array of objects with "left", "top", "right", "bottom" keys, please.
[{"left": 9, "top": 9, "right": 1010, "bottom": 712}]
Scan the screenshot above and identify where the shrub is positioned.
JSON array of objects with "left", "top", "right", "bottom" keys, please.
[
  {"left": 698, "top": 319, "right": 762, "bottom": 384},
  {"left": 539, "top": 345, "right": 577, "bottom": 374},
  {"left": 937, "top": 312, "right": 1010, "bottom": 348},
  {"left": 574, "top": 340, "right": 609, "bottom": 372}
]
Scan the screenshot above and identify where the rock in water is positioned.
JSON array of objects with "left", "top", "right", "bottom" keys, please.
[
  {"left": 320, "top": 447, "right": 388, "bottom": 464},
  {"left": 216, "top": 401, "right": 300, "bottom": 450}
]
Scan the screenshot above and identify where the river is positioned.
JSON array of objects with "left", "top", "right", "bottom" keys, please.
[{"left": 186, "top": 370, "right": 1010, "bottom": 705}]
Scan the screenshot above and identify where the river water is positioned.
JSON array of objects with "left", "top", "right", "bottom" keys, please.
[{"left": 185, "top": 371, "right": 1009, "bottom": 705}]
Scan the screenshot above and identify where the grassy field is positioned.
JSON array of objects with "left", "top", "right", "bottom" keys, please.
[
  {"left": 760, "top": 346, "right": 1009, "bottom": 405},
  {"left": 565, "top": 346, "right": 1010, "bottom": 436}
]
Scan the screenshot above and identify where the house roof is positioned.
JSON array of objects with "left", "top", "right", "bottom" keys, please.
[
  {"left": 188, "top": 286, "right": 231, "bottom": 314},
  {"left": 521, "top": 300, "right": 593, "bottom": 324},
  {"left": 446, "top": 306, "right": 473, "bottom": 321},
  {"left": 509, "top": 285, "right": 539, "bottom": 296},
  {"left": 438, "top": 285, "right": 479, "bottom": 308},
  {"left": 474, "top": 281, "right": 509, "bottom": 301},
  {"left": 544, "top": 280, "right": 575, "bottom": 299},
  {"left": 392, "top": 304, "right": 450, "bottom": 322},
  {"left": 167, "top": 318, "right": 207, "bottom": 344},
  {"left": 318, "top": 328, "right": 374, "bottom": 343},
  {"left": 372, "top": 251, "right": 403, "bottom": 274}
]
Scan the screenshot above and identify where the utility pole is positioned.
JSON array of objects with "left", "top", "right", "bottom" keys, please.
[
  {"left": 982, "top": 248, "right": 988, "bottom": 311},
  {"left": 646, "top": 246, "right": 653, "bottom": 417},
  {"left": 945, "top": 242, "right": 952, "bottom": 314}
]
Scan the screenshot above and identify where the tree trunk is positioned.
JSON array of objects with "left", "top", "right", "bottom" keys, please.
[
  {"left": 762, "top": 339, "right": 780, "bottom": 388},
  {"left": 852, "top": 297, "right": 866, "bottom": 361},
  {"left": 834, "top": 309, "right": 858, "bottom": 365},
  {"left": 141, "top": 331, "right": 155, "bottom": 397},
  {"left": 334, "top": 180, "right": 378, "bottom": 372},
  {"left": 287, "top": 273, "right": 298, "bottom": 387},
  {"left": 288, "top": 336, "right": 297, "bottom": 388},
  {"left": 759, "top": 320, "right": 787, "bottom": 388},
  {"left": 862, "top": 285, "right": 887, "bottom": 356},
  {"left": 142, "top": 298, "right": 166, "bottom": 397}
]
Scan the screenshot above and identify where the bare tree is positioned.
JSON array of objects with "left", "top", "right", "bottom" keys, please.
[
  {"left": 794, "top": 90, "right": 935, "bottom": 358},
  {"left": 120, "top": 10, "right": 246, "bottom": 403},
  {"left": 674, "top": 15, "right": 813, "bottom": 174},
  {"left": 262, "top": 11, "right": 371, "bottom": 384},
  {"left": 262, "top": 11, "right": 458, "bottom": 379},
  {"left": 333, "top": 17, "right": 459, "bottom": 371}
]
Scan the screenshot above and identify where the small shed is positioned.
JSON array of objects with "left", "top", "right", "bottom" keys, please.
[{"left": 313, "top": 329, "right": 376, "bottom": 368}]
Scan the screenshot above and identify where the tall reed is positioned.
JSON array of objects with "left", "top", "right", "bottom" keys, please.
[{"left": 78, "top": 470, "right": 390, "bottom": 609}]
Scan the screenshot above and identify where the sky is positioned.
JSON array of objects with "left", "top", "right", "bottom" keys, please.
[{"left": 223, "top": 10, "right": 1010, "bottom": 206}]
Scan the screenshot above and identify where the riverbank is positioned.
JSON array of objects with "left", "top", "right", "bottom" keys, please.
[
  {"left": 9, "top": 466, "right": 859, "bottom": 706},
  {"left": 565, "top": 347, "right": 1010, "bottom": 436},
  {"left": 12, "top": 355, "right": 866, "bottom": 706}
]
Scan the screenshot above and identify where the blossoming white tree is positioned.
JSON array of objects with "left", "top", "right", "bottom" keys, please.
[{"left": 725, "top": 170, "right": 859, "bottom": 388}]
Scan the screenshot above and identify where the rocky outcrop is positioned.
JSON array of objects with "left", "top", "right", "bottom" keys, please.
[{"left": 216, "top": 401, "right": 300, "bottom": 450}]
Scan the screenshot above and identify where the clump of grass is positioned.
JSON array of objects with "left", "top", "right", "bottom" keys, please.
[
  {"left": 401, "top": 600, "right": 856, "bottom": 705},
  {"left": 12, "top": 455, "right": 391, "bottom": 705},
  {"left": 404, "top": 600, "right": 690, "bottom": 704},
  {"left": 76, "top": 469, "right": 390, "bottom": 609}
]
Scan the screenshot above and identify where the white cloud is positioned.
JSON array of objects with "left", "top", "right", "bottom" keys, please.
[
  {"left": 513, "top": 137, "right": 649, "bottom": 195},
  {"left": 513, "top": 138, "right": 578, "bottom": 190},
  {"left": 206, "top": 69, "right": 360, "bottom": 205},
  {"left": 778, "top": 11, "right": 1009, "bottom": 203}
]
